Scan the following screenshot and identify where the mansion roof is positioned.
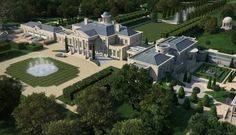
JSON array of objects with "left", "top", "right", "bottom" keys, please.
[
  {"left": 130, "top": 36, "right": 197, "bottom": 66},
  {"left": 73, "top": 20, "right": 138, "bottom": 37},
  {"left": 23, "top": 21, "right": 62, "bottom": 32}
]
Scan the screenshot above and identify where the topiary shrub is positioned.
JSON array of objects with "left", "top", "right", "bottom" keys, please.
[
  {"left": 178, "top": 87, "right": 185, "bottom": 99},
  {"left": 195, "top": 101, "right": 204, "bottom": 113},
  {"left": 183, "top": 97, "right": 191, "bottom": 110},
  {"left": 190, "top": 91, "right": 198, "bottom": 103},
  {"left": 202, "top": 95, "right": 210, "bottom": 107},
  {"left": 193, "top": 87, "right": 201, "bottom": 94}
]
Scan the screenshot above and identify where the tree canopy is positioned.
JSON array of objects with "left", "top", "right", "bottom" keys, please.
[
  {"left": 12, "top": 93, "right": 65, "bottom": 135},
  {"left": 0, "top": 75, "right": 22, "bottom": 118}
]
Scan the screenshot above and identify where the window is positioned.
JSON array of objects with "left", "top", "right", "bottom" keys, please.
[{"left": 125, "top": 40, "right": 128, "bottom": 44}]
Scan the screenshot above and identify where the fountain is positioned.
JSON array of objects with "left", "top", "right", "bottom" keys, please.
[
  {"left": 26, "top": 57, "right": 58, "bottom": 77},
  {"left": 162, "top": 7, "right": 195, "bottom": 25}
]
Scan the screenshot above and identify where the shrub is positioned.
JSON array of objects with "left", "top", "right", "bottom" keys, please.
[
  {"left": 178, "top": 87, "right": 185, "bottom": 99},
  {"left": 195, "top": 101, "right": 204, "bottom": 113},
  {"left": 202, "top": 95, "right": 210, "bottom": 107},
  {"left": 190, "top": 91, "right": 198, "bottom": 103},
  {"left": 209, "top": 106, "right": 218, "bottom": 119},
  {"left": 193, "top": 87, "right": 201, "bottom": 94},
  {"left": 212, "top": 84, "right": 220, "bottom": 91},
  {"left": 183, "top": 97, "right": 191, "bottom": 110},
  {"left": 26, "top": 43, "right": 44, "bottom": 51}
]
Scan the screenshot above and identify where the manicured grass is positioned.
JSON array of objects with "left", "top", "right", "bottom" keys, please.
[
  {"left": 197, "top": 30, "right": 236, "bottom": 54},
  {"left": 117, "top": 103, "right": 138, "bottom": 119},
  {"left": 193, "top": 63, "right": 231, "bottom": 82},
  {"left": 171, "top": 106, "right": 195, "bottom": 135},
  {"left": 205, "top": 90, "right": 231, "bottom": 103},
  {"left": 135, "top": 22, "right": 177, "bottom": 42},
  {"left": 6, "top": 57, "right": 79, "bottom": 87}
]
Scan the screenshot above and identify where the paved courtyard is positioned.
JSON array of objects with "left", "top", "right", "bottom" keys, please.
[{"left": 0, "top": 43, "right": 126, "bottom": 97}]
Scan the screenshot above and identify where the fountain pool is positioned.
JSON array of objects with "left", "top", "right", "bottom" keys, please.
[{"left": 26, "top": 57, "right": 58, "bottom": 77}]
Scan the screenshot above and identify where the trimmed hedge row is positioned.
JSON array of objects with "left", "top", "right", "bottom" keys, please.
[
  {"left": 0, "top": 41, "right": 11, "bottom": 52},
  {"left": 161, "top": 17, "right": 202, "bottom": 38},
  {"left": 63, "top": 67, "right": 116, "bottom": 101},
  {"left": 114, "top": 11, "right": 149, "bottom": 23}
]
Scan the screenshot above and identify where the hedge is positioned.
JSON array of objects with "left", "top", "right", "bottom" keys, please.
[
  {"left": 114, "top": 11, "right": 149, "bottom": 23},
  {"left": 63, "top": 67, "right": 116, "bottom": 101}
]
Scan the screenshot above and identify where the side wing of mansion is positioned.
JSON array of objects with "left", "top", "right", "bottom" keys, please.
[{"left": 20, "top": 12, "right": 143, "bottom": 60}]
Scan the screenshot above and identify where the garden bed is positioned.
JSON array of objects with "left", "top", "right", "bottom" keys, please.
[{"left": 193, "top": 63, "right": 231, "bottom": 82}]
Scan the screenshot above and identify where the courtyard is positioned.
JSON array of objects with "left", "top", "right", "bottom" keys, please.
[{"left": 193, "top": 63, "right": 231, "bottom": 83}]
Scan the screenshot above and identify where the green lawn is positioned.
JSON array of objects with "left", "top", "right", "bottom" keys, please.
[
  {"left": 171, "top": 106, "right": 195, "bottom": 135},
  {"left": 193, "top": 63, "right": 231, "bottom": 83},
  {"left": 197, "top": 30, "right": 236, "bottom": 54},
  {"left": 6, "top": 57, "right": 79, "bottom": 87},
  {"left": 135, "top": 22, "right": 177, "bottom": 42},
  {"left": 205, "top": 90, "right": 231, "bottom": 103},
  {"left": 117, "top": 103, "right": 138, "bottom": 119}
]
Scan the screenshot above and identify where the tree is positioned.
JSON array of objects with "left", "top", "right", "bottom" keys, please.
[
  {"left": 151, "top": 10, "right": 158, "bottom": 23},
  {"left": 0, "top": 75, "right": 22, "bottom": 118},
  {"left": 209, "top": 106, "right": 218, "bottom": 119},
  {"left": 200, "top": 16, "right": 218, "bottom": 34},
  {"left": 188, "top": 113, "right": 209, "bottom": 135},
  {"left": 110, "top": 7, "right": 119, "bottom": 17},
  {"left": 111, "top": 64, "right": 152, "bottom": 109},
  {"left": 221, "top": 8, "right": 235, "bottom": 18},
  {"left": 178, "top": 87, "right": 185, "bottom": 99},
  {"left": 212, "top": 78, "right": 216, "bottom": 87},
  {"left": 207, "top": 78, "right": 212, "bottom": 89},
  {"left": 109, "top": 119, "right": 146, "bottom": 135},
  {"left": 202, "top": 95, "right": 210, "bottom": 107},
  {"left": 13, "top": 93, "right": 65, "bottom": 135},
  {"left": 92, "top": 44, "right": 95, "bottom": 60},
  {"left": 145, "top": 38, "right": 148, "bottom": 45},
  {"left": 190, "top": 91, "right": 198, "bottom": 103},
  {"left": 42, "top": 120, "right": 81, "bottom": 135},
  {"left": 183, "top": 72, "right": 188, "bottom": 82},
  {"left": 77, "top": 87, "right": 118, "bottom": 132},
  {"left": 139, "top": 84, "right": 174, "bottom": 135},
  {"left": 229, "top": 58, "right": 234, "bottom": 68},
  {"left": 183, "top": 97, "right": 191, "bottom": 110},
  {"left": 228, "top": 72, "right": 234, "bottom": 82},
  {"left": 65, "top": 37, "right": 69, "bottom": 52}
]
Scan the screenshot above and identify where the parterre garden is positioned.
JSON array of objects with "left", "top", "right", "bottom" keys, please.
[
  {"left": 193, "top": 63, "right": 231, "bottom": 82},
  {"left": 6, "top": 57, "right": 79, "bottom": 87}
]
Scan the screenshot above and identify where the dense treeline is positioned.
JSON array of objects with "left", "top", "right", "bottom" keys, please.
[{"left": 0, "top": 0, "right": 145, "bottom": 22}]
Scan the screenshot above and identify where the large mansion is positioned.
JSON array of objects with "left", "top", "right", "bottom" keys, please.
[
  {"left": 128, "top": 36, "right": 198, "bottom": 80},
  {"left": 20, "top": 12, "right": 143, "bottom": 60}
]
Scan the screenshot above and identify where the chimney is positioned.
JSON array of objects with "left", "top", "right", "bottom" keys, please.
[
  {"left": 84, "top": 18, "right": 88, "bottom": 25},
  {"left": 115, "top": 23, "right": 121, "bottom": 32}
]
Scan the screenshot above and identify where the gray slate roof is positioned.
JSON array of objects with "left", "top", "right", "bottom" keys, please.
[
  {"left": 117, "top": 26, "right": 138, "bottom": 36},
  {"left": 74, "top": 21, "right": 115, "bottom": 36},
  {"left": 132, "top": 47, "right": 171, "bottom": 66},
  {"left": 24, "top": 21, "right": 62, "bottom": 32},
  {"left": 74, "top": 21, "right": 138, "bottom": 37},
  {"left": 164, "top": 36, "right": 195, "bottom": 52}
]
